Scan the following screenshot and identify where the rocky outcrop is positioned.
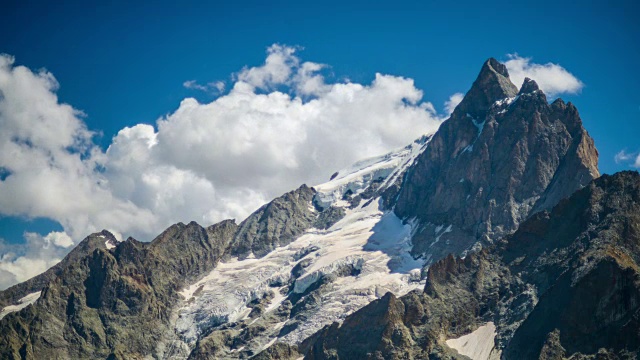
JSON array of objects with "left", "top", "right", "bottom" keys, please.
[
  {"left": 230, "top": 185, "right": 318, "bottom": 259},
  {"left": 500, "top": 171, "right": 640, "bottom": 359},
  {"left": 253, "top": 343, "right": 302, "bottom": 360},
  {"left": 299, "top": 171, "right": 640, "bottom": 360},
  {"left": 394, "top": 58, "right": 599, "bottom": 263},
  {"left": 0, "top": 220, "right": 238, "bottom": 359},
  {"left": 0, "top": 230, "right": 118, "bottom": 308}
]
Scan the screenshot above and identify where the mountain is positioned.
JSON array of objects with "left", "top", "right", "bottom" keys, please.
[
  {"left": 0, "top": 230, "right": 118, "bottom": 310},
  {"left": 0, "top": 221, "right": 237, "bottom": 359},
  {"left": 394, "top": 58, "right": 599, "bottom": 263},
  {"left": 0, "top": 58, "right": 625, "bottom": 360},
  {"left": 300, "top": 171, "right": 640, "bottom": 360}
]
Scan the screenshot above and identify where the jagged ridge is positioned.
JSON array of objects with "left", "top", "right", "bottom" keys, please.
[{"left": 298, "top": 171, "right": 640, "bottom": 359}]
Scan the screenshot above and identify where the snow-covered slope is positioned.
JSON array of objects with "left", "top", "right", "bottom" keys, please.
[
  {"left": 0, "top": 291, "right": 41, "bottom": 320},
  {"left": 314, "top": 135, "right": 429, "bottom": 208},
  {"left": 446, "top": 322, "right": 500, "bottom": 360},
  {"left": 168, "top": 137, "right": 430, "bottom": 356}
]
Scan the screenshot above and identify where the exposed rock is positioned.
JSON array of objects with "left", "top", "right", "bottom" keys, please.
[
  {"left": 394, "top": 58, "right": 599, "bottom": 264},
  {"left": 313, "top": 206, "right": 346, "bottom": 230},
  {"left": 300, "top": 172, "right": 640, "bottom": 360},
  {"left": 0, "top": 230, "right": 118, "bottom": 308},
  {"left": 0, "top": 220, "right": 238, "bottom": 359},
  {"left": 252, "top": 342, "right": 302, "bottom": 360},
  {"left": 230, "top": 185, "right": 318, "bottom": 259},
  {"left": 538, "top": 330, "right": 566, "bottom": 360},
  {"left": 519, "top": 77, "right": 540, "bottom": 95}
]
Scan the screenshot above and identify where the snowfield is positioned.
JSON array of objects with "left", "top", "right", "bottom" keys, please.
[
  {"left": 0, "top": 291, "right": 41, "bottom": 320},
  {"left": 446, "top": 322, "right": 501, "bottom": 360}
]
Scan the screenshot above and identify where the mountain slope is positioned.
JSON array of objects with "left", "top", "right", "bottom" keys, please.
[
  {"left": 167, "top": 139, "right": 429, "bottom": 359},
  {"left": 0, "top": 220, "right": 237, "bottom": 359},
  {"left": 0, "top": 230, "right": 118, "bottom": 310},
  {"left": 299, "top": 171, "right": 640, "bottom": 359},
  {"left": 395, "top": 59, "right": 599, "bottom": 263}
]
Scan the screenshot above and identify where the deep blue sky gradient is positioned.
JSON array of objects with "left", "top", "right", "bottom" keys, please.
[{"left": 1, "top": 0, "right": 639, "bottom": 242}]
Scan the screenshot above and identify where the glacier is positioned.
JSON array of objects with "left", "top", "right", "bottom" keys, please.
[{"left": 169, "top": 137, "right": 430, "bottom": 356}]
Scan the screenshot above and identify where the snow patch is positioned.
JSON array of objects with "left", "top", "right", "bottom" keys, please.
[
  {"left": 431, "top": 224, "right": 452, "bottom": 247},
  {"left": 0, "top": 291, "right": 42, "bottom": 320},
  {"left": 313, "top": 137, "right": 429, "bottom": 209},
  {"left": 446, "top": 322, "right": 499, "bottom": 360},
  {"left": 493, "top": 96, "right": 516, "bottom": 107}
]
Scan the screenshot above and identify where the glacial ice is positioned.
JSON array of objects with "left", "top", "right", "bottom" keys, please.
[{"left": 172, "top": 136, "right": 430, "bottom": 352}]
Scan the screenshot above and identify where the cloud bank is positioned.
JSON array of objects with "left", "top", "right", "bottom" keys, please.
[{"left": 0, "top": 45, "right": 444, "bottom": 288}]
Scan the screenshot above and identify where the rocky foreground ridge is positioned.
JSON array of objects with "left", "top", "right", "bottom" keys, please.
[{"left": 0, "top": 58, "right": 630, "bottom": 360}]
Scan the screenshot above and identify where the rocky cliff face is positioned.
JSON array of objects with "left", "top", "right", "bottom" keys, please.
[
  {"left": 394, "top": 58, "right": 599, "bottom": 263},
  {"left": 0, "top": 230, "right": 118, "bottom": 309},
  {"left": 230, "top": 184, "right": 319, "bottom": 259},
  {"left": 0, "top": 220, "right": 238, "bottom": 359},
  {"left": 298, "top": 172, "right": 640, "bottom": 359}
]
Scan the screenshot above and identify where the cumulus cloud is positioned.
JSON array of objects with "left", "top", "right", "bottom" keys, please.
[
  {"left": 614, "top": 150, "right": 640, "bottom": 168},
  {"left": 0, "top": 54, "right": 158, "bottom": 243},
  {"left": 505, "top": 54, "right": 584, "bottom": 97},
  {"left": 0, "top": 232, "right": 71, "bottom": 289},
  {"left": 444, "top": 93, "right": 464, "bottom": 115},
  {"left": 0, "top": 45, "right": 446, "bottom": 289}
]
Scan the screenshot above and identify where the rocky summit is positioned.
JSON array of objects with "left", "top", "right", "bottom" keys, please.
[
  {"left": 394, "top": 58, "right": 599, "bottom": 264},
  {"left": 0, "top": 59, "right": 636, "bottom": 360}
]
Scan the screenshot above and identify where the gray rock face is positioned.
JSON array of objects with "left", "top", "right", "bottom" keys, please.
[
  {"left": 0, "top": 230, "right": 117, "bottom": 308},
  {"left": 299, "top": 171, "right": 640, "bottom": 360},
  {"left": 230, "top": 184, "right": 318, "bottom": 259},
  {"left": 0, "top": 220, "right": 238, "bottom": 359},
  {"left": 394, "top": 58, "right": 599, "bottom": 263}
]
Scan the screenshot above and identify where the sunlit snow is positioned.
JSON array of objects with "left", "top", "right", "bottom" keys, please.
[
  {"left": 446, "top": 322, "right": 500, "bottom": 360},
  {"left": 172, "top": 137, "right": 430, "bottom": 352},
  {"left": 0, "top": 291, "right": 41, "bottom": 320}
]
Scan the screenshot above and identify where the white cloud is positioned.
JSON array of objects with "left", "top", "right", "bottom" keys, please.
[
  {"left": 0, "top": 54, "right": 156, "bottom": 242},
  {"left": 183, "top": 80, "right": 226, "bottom": 94},
  {"left": 236, "top": 44, "right": 299, "bottom": 89},
  {"left": 444, "top": 92, "right": 464, "bottom": 116},
  {"left": 44, "top": 231, "right": 74, "bottom": 248},
  {"left": 0, "top": 45, "right": 446, "bottom": 289},
  {"left": 0, "top": 232, "right": 70, "bottom": 288},
  {"left": 614, "top": 150, "right": 640, "bottom": 168},
  {"left": 505, "top": 54, "right": 584, "bottom": 97}
]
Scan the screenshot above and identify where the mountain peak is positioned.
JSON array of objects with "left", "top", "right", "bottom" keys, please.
[
  {"left": 518, "top": 77, "right": 540, "bottom": 94},
  {"left": 454, "top": 58, "right": 518, "bottom": 119},
  {"left": 482, "top": 57, "right": 510, "bottom": 77}
]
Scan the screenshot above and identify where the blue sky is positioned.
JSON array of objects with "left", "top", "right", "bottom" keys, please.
[{"left": 0, "top": 0, "right": 638, "bottom": 286}]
